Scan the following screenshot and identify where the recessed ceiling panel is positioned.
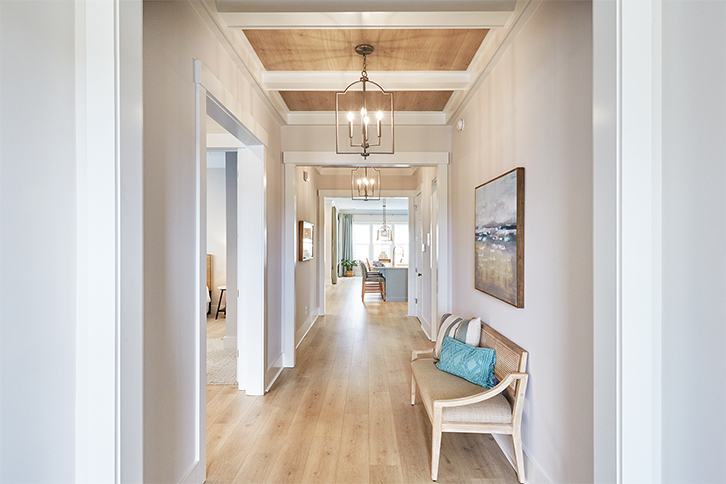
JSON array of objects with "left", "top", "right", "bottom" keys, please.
[
  {"left": 244, "top": 29, "right": 488, "bottom": 71},
  {"left": 280, "top": 91, "right": 453, "bottom": 112}
]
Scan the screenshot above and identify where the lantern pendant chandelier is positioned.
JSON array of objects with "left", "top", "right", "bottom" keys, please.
[
  {"left": 376, "top": 198, "right": 392, "bottom": 242},
  {"left": 336, "top": 44, "right": 394, "bottom": 159},
  {"left": 351, "top": 166, "right": 381, "bottom": 201}
]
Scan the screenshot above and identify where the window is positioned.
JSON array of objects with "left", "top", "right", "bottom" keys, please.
[
  {"left": 352, "top": 221, "right": 409, "bottom": 266},
  {"left": 353, "top": 223, "right": 370, "bottom": 262}
]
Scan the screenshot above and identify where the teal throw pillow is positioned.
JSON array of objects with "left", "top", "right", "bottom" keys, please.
[{"left": 435, "top": 336, "right": 496, "bottom": 388}]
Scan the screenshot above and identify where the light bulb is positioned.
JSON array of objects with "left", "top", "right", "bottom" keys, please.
[
  {"left": 377, "top": 111, "right": 383, "bottom": 120},
  {"left": 360, "top": 107, "right": 366, "bottom": 117},
  {"left": 363, "top": 178, "right": 369, "bottom": 185},
  {"left": 364, "top": 116, "right": 369, "bottom": 125},
  {"left": 357, "top": 179, "right": 362, "bottom": 185},
  {"left": 347, "top": 112, "right": 354, "bottom": 122}
]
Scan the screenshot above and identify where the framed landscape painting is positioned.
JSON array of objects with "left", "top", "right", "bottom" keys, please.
[{"left": 474, "top": 168, "right": 525, "bottom": 307}]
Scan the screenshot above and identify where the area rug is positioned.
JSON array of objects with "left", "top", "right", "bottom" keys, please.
[{"left": 206, "top": 338, "right": 237, "bottom": 385}]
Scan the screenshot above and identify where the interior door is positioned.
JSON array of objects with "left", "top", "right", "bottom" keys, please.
[{"left": 414, "top": 193, "right": 424, "bottom": 319}]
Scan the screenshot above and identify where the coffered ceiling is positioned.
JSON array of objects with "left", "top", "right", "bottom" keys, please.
[{"left": 210, "top": 0, "right": 536, "bottom": 125}]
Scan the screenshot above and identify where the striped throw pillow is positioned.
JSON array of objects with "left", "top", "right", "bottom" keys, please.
[{"left": 433, "top": 313, "right": 481, "bottom": 360}]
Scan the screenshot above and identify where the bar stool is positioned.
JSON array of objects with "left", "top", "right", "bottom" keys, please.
[{"left": 215, "top": 285, "right": 226, "bottom": 319}]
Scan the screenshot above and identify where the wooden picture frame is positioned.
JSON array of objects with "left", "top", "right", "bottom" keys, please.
[
  {"left": 299, "top": 220, "right": 314, "bottom": 261},
  {"left": 474, "top": 167, "right": 524, "bottom": 307}
]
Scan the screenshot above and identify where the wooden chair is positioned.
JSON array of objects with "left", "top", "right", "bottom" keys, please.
[
  {"left": 359, "top": 260, "right": 386, "bottom": 301},
  {"left": 411, "top": 322, "right": 529, "bottom": 482},
  {"left": 365, "top": 257, "right": 383, "bottom": 276}
]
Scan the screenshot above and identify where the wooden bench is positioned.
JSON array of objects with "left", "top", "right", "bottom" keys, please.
[{"left": 411, "top": 322, "right": 529, "bottom": 482}]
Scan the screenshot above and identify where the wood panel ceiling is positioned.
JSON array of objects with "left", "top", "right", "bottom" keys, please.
[
  {"left": 243, "top": 29, "right": 489, "bottom": 72},
  {"left": 243, "top": 29, "right": 487, "bottom": 111},
  {"left": 214, "top": 1, "right": 529, "bottom": 119}
]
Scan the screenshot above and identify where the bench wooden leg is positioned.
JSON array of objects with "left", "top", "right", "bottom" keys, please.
[
  {"left": 431, "top": 408, "right": 443, "bottom": 481},
  {"left": 513, "top": 432, "right": 525, "bottom": 483}
]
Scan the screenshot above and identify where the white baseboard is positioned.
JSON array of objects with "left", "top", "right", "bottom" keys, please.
[
  {"left": 264, "top": 352, "right": 284, "bottom": 392},
  {"left": 493, "top": 434, "right": 551, "bottom": 484},
  {"left": 222, "top": 335, "right": 237, "bottom": 351},
  {"left": 295, "top": 313, "right": 318, "bottom": 349},
  {"left": 419, "top": 317, "right": 433, "bottom": 341},
  {"left": 178, "top": 460, "right": 204, "bottom": 484}
]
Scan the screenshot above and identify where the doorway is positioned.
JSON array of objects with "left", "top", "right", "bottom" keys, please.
[
  {"left": 195, "top": 72, "right": 268, "bottom": 481},
  {"left": 205, "top": 147, "right": 238, "bottom": 386}
]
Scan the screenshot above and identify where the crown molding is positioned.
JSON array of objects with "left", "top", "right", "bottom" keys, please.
[
  {"left": 219, "top": 11, "right": 514, "bottom": 29},
  {"left": 285, "top": 111, "right": 447, "bottom": 126},
  {"left": 263, "top": 71, "right": 470, "bottom": 91},
  {"left": 283, "top": 151, "right": 448, "bottom": 166}
]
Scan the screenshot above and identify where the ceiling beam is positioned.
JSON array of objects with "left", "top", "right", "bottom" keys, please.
[
  {"left": 216, "top": 0, "right": 516, "bottom": 13},
  {"left": 286, "top": 111, "right": 447, "bottom": 126},
  {"left": 263, "top": 71, "right": 470, "bottom": 91},
  {"left": 283, "top": 151, "right": 449, "bottom": 165},
  {"left": 219, "top": 11, "right": 514, "bottom": 29}
]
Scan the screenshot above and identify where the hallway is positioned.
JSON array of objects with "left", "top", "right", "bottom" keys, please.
[{"left": 206, "top": 277, "right": 519, "bottom": 483}]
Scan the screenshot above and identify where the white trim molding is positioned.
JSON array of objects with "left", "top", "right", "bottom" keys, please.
[
  {"left": 219, "top": 10, "right": 515, "bottom": 30},
  {"left": 263, "top": 71, "right": 470, "bottom": 91},
  {"left": 75, "top": 0, "right": 144, "bottom": 482},
  {"left": 593, "top": 0, "right": 663, "bottom": 482},
  {"left": 493, "top": 434, "right": 552, "bottom": 484},
  {"left": 295, "top": 314, "right": 319, "bottom": 349},
  {"left": 265, "top": 353, "right": 285, "bottom": 392},
  {"left": 287, "top": 111, "right": 447, "bottom": 126},
  {"left": 283, "top": 151, "right": 449, "bottom": 166}
]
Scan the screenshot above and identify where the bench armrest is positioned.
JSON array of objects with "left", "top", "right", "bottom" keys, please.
[
  {"left": 433, "top": 372, "right": 529, "bottom": 409},
  {"left": 412, "top": 348, "right": 435, "bottom": 361}
]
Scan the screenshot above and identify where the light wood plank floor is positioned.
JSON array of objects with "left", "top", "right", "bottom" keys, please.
[{"left": 206, "top": 277, "right": 519, "bottom": 484}]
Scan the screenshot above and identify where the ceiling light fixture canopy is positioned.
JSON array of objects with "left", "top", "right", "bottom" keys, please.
[
  {"left": 336, "top": 44, "right": 394, "bottom": 160},
  {"left": 351, "top": 166, "right": 381, "bottom": 201}
]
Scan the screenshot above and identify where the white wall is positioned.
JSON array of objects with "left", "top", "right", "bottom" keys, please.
[
  {"left": 207, "top": 162, "right": 227, "bottom": 304},
  {"left": 282, "top": 124, "right": 451, "bottom": 154},
  {"left": 143, "top": 2, "right": 283, "bottom": 481},
  {"left": 661, "top": 1, "right": 726, "bottom": 481},
  {"left": 0, "top": 2, "right": 77, "bottom": 481},
  {"left": 449, "top": 2, "right": 593, "bottom": 482},
  {"left": 294, "top": 166, "right": 319, "bottom": 344}
]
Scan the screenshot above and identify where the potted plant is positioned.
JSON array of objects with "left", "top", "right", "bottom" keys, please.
[{"left": 340, "top": 259, "right": 358, "bottom": 277}]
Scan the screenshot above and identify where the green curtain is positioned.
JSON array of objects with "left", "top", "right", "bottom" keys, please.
[
  {"left": 331, "top": 206, "right": 338, "bottom": 284},
  {"left": 340, "top": 213, "right": 353, "bottom": 276}
]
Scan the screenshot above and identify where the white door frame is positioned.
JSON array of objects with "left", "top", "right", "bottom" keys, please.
[
  {"left": 430, "top": 177, "right": 439, "bottom": 337},
  {"left": 281, "top": 160, "right": 451, "bottom": 368},
  {"left": 593, "top": 1, "right": 663, "bottom": 482},
  {"left": 413, "top": 190, "right": 424, "bottom": 322},
  {"left": 316, "top": 190, "right": 419, "bottom": 317},
  {"left": 74, "top": 0, "right": 143, "bottom": 481},
  {"left": 194, "top": 58, "right": 268, "bottom": 481}
]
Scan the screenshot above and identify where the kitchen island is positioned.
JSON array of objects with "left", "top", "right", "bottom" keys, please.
[{"left": 377, "top": 266, "right": 408, "bottom": 302}]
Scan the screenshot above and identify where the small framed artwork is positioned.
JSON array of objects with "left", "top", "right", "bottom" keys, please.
[
  {"left": 474, "top": 167, "right": 525, "bottom": 308},
  {"left": 299, "top": 220, "right": 314, "bottom": 261}
]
